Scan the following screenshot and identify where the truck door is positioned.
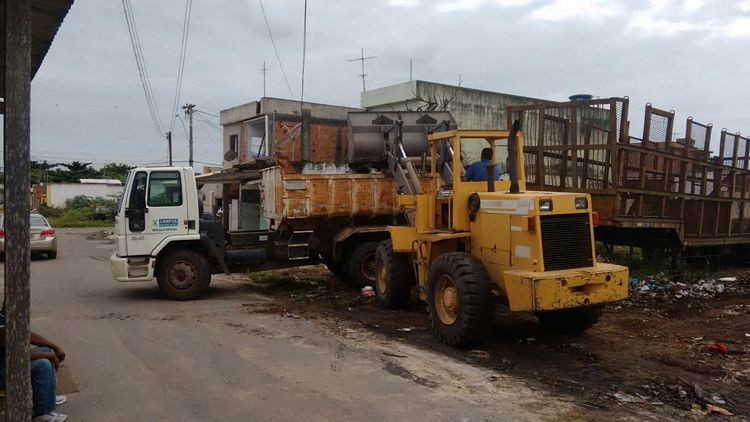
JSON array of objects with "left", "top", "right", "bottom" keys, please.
[
  {"left": 125, "top": 170, "right": 189, "bottom": 256},
  {"left": 123, "top": 171, "right": 148, "bottom": 255}
]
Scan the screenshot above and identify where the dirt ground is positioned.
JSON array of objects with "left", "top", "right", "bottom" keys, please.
[{"left": 238, "top": 266, "right": 750, "bottom": 421}]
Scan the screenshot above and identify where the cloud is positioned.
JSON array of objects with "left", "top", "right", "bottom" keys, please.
[
  {"left": 436, "top": 0, "right": 531, "bottom": 13},
  {"left": 723, "top": 17, "right": 750, "bottom": 38},
  {"left": 628, "top": 13, "right": 706, "bottom": 36},
  {"left": 529, "top": 0, "right": 622, "bottom": 22}
]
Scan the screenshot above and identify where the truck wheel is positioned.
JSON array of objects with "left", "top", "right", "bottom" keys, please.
[
  {"left": 323, "top": 255, "right": 346, "bottom": 277},
  {"left": 536, "top": 306, "right": 603, "bottom": 334},
  {"left": 374, "top": 240, "right": 413, "bottom": 308},
  {"left": 427, "top": 253, "right": 492, "bottom": 346},
  {"left": 348, "top": 242, "right": 380, "bottom": 287},
  {"left": 156, "top": 250, "right": 211, "bottom": 300}
]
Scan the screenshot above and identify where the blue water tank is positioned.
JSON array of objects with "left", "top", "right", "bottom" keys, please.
[{"left": 569, "top": 94, "right": 594, "bottom": 102}]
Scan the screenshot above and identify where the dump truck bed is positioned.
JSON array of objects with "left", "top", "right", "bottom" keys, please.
[{"left": 261, "top": 166, "right": 427, "bottom": 221}]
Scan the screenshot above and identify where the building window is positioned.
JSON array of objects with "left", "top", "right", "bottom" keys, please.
[{"left": 230, "top": 134, "right": 239, "bottom": 153}]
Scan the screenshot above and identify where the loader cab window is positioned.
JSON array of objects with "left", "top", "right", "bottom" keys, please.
[
  {"left": 128, "top": 171, "right": 148, "bottom": 232},
  {"left": 148, "top": 171, "right": 183, "bottom": 207}
]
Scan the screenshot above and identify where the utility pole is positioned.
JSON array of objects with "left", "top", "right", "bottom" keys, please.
[
  {"left": 182, "top": 103, "right": 195, "bottom": 168},
  {"left": 5, "top": 0, "right": 33, "bottom": 419},
  {"left": 348, "top": 48, "right": 377, "bottom": 92},
  {"left": 166, "top": 131, "right": 173, "bottom": 166},
  {"left": 261, "top": 61, "right": 268, "bottom": 97},
  {"left": 410, "top": 59, "right": 413, "bottom": 81}
]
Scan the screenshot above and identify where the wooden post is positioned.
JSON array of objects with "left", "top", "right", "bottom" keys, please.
[{"left": 4, "top": 0, "right": 34, "bottom": 419}]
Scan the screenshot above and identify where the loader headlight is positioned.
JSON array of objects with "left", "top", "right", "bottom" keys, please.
[
  {"left": 539, "top": 199, "right": 553, "bottom": 212},
  {"left": 575, "top": 197, "right": 588, "bottom": 210}
]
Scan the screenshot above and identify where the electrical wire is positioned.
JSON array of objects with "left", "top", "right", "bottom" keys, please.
[
  {"left": 121, "top": 0, "right": 164, "bottom": 137},
  {"left": 168, "top": 0, "right": 193, "bottom": 132},
  {"left": 194, "top": 109, "right": 219, "bottom": 118},
  {"left": 258, "top": 0, "right": 296, "bottom": 99}
]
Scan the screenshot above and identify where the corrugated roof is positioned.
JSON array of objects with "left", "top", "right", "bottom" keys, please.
[{"left": 0, "top": 0, "right": 75, "bottom": 98}]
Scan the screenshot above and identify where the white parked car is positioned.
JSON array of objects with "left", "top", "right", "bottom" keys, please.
[{"left": 0, "top": 213, "right": 58, "bottom": 259}]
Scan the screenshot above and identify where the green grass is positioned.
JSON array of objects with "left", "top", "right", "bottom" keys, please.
[{"left": 47, "top": 208, "right": 113, "bottom": 228}]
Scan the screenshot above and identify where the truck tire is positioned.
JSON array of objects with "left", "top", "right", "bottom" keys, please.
[
  {"left": 536, "top": 306, "right": 603, "bottom": 334},
  {"left": 427, "top": 252, "right": 492, "bottom": 346},
  {"left": 156, "top": 250, "right": 211, "bottom": 300},
  {"left": 323, "top": 255, "right": 346, "bottom": 277},
  {"left": 374, "top": 240, "right": 413, "bottom": 308},
  {"left": 347, "top": 242, "right": 380, "bottom": 287}
]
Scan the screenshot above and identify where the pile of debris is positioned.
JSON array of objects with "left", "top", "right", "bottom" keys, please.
[{"left": 627, "top": 273, "right": 750, "bottom": 300}]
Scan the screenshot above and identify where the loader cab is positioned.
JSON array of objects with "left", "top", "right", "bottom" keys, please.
[
  {"left": 424, "top": 128, "right": 527, "bottom": 233},
  {"left": 115, "top": 167, "right": 199, "bottom": 257}
]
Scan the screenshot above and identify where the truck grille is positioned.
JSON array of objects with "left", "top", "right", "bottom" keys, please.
[{"left": 540, "top": 213, "right": 594, "bottom": 271}]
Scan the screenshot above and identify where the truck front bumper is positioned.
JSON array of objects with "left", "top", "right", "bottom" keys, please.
[
  {"left": 110, "top": 253, "right": 155, "bottom": 282},
  {"left": 502, "top": 262, "right": 628, "bottom": 312}
]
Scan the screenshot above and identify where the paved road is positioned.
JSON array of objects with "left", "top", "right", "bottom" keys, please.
[{"left": 9, "top": 229, "right": 580, "bottom": 421}]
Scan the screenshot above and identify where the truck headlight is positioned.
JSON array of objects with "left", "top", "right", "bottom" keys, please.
[
  {"left": 575, "top": 197, "right": 588, "bottom": 210},
  {"left": 539, "top": 199, "right": 553, "bottom": 212}
]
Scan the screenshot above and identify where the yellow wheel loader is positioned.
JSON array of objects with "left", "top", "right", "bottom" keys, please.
[{"left": 374, "top": 120, "right": 629, "bottom": 346}]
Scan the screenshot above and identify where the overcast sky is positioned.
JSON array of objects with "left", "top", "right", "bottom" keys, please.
[{"left": 20, "top": 0, "right": 750, "bottom": 168}]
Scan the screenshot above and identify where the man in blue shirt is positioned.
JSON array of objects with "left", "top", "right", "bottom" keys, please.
[{"left": 464, "top": 147, "right": 501, "bottom": 181}]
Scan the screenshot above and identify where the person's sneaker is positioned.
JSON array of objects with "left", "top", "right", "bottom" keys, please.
[
  {"left": 32, "top": 411, "right": 68, "bottom": 422},
  {"left": 55, "top": 395, "right": 67, "bottom": 405}
]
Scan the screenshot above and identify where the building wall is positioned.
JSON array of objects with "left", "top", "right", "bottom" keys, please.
[
  {"left": 220, "top": 97, "right": 362, "bottom": 168},
  {"left": 47, "top": 183, "right": 123, "bottom": 208},
  {"left": 361, "top": 80, "right": 548, "bottom": 162}
]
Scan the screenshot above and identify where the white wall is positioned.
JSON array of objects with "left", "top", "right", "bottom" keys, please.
[{"left": 47, "top": 183, "right": 124, "bottom": 208}]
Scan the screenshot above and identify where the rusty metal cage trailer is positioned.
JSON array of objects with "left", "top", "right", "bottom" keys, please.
[{"left": 507, "top": 97, "right": 750, "bottom": 261}]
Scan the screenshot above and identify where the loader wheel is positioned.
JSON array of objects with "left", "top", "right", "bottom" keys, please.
[
  {"left": 348, "top": 242, "right": 380, "bottom": 287},
  {"left": 427, "top": 253, "right": 492, "bottom": 346},
  {"left": 536, "top": 306, "right": 603, "bottom": 334},
  {"left": 374, "top": 240, "right": 413, "bottom": 308},
  {"left": 156, "top": 250, "right": 211, "bottom": 301}
]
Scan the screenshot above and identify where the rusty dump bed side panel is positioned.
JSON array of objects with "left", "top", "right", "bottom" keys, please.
[
  {"left": 507, "top": 98, "right": 750, "bottom": 248},
  {"left": 261, "top": 166, "right": 425, "bottom": 220}
]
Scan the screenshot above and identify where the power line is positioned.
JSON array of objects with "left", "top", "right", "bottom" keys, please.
[
  {"left": 168, "top": 0, "right": 193, "bottom": 132},
  {"left": 258, "top": 0, "right": 296, "bottom": 99},
  {"left": 194, "top": 109, "right": 219, "bottom": 118},
  {"left": 300, "top": 0, "right": 308, "bottom": 106},
  {"left": 121, "top": 0, "right": 164, "bottom": 137}
]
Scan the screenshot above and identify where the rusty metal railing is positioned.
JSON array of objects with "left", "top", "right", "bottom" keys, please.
[{"left": 506, "top": 98, "right": 750, "bottom": 245}]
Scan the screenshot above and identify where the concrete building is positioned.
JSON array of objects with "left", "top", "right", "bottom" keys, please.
[
  {"left": 220, "top": 97, "right": 362, "bottom": 168},
  {"left": 38, "top": 179, "right": 123, "bottom": 208},
  {"left": 361, "top": 80, "right": 548, "bottom": 162}
]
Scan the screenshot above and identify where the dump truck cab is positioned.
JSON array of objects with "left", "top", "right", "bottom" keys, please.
[{"left": 376, "top": 124, "right": 629, "bottom": 345}]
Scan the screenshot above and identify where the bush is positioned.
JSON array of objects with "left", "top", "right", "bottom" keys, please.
[{"left": 38, "top": 204, "right": 63, "bottom": 218}]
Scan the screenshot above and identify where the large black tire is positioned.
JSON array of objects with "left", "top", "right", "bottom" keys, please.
[
  {"left": 347, "top": 242, "right": 380, "bottom": 288},
  {"left": 374, "top": 240, "right": 413, "bottom": 309},
  {"left": 156, "top": 250, "right": 211, "bottom": 300},
  {"left": 47, "top": 251, "right": 57, "bottom": 259},
  {"left": 536, "top": 306, "right": 603, "bottom": 334},
  {"left": 427, "top": 253, "right": 492, "bottom": 346},
  {"left": 323, "top": 255, "right": 347, "bottom": 277}
]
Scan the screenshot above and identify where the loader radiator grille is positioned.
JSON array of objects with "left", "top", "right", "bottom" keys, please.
[{"left": 540, "top": 213, "right": 594, "bottom": 271}]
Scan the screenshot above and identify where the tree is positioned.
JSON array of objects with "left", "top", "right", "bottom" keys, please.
[
  {"left": 99, "top": 162, "right": 133, "bottom": 182},
  {"left": 30, "top": 160, "right": 60, "bottom": 184},
  {"left": 54, "top": 161, "right": 98, "bottom": 182}
]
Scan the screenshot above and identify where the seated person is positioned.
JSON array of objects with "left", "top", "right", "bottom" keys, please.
[
  {"left": 0, "top": 311, "right": 68, "bottom": 422},
  {"left": 464, "top": 147, "right": 501, "bottom": 181}
]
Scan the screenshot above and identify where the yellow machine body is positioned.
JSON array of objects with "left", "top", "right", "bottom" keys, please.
[{"left": 388, "top": 130, "right": 628, "bottom": 312}]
